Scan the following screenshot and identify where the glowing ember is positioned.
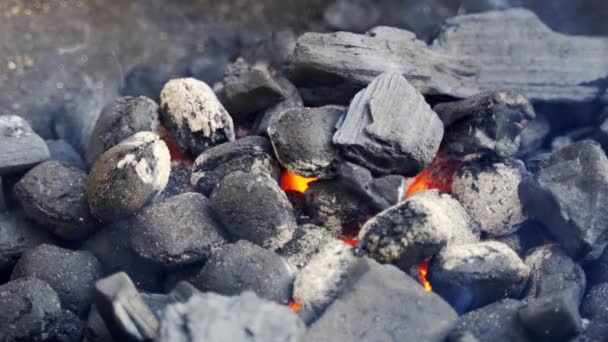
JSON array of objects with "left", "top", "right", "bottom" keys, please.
[
  {"left": 159, "top": 126, "right": 193, "bottom": 164},
  {"left": 406, "top": 155, "right": 462, "bottom": 198},
  {"left": 418, "top": 260, "right": 432, "bottom": 292},
  {"left": 280, "top": 170, "right": 317, "bottom": 193},
  {"left": 288, "top": 299, "right": 301, "bottom": 312},
  {"left": 338, "top": 236, "right": 359, "bottom": 247}
]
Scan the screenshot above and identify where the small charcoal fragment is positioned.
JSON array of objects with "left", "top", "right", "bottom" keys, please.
[
  {"left": 0, "top": 212, "right": 54, "bottom": 273},
  {"left": 46, "top": 139, "right": 86, "bottom": 169},
  {"left": 0, "top": 114, "right": 49, "bottom": 175},
  {"left": 519, "top": 289, "right": 582, "bottom": 340},
  {"left": 279, "top": 224, "right": 335, "bottom": 269}
]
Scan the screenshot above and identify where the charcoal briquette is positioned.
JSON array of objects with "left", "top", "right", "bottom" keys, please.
[
  {"left": 519, "top": 289, "right": 582, "bottom": 340},
  {"left": 0, "top": 114, "right": 49, "bottom": 175},
  {"left": 279, "top": 224, "right": 335, "bottom": 269}
]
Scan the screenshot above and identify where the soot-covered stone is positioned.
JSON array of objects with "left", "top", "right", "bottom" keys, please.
[
  {"left": 46, "top": 139, "right": 86, "bottom": 169},
  {"left": 0, "top": 212, "right": 54, "bottom": 273},
  {"left": 434, "top": 91, "right": 536, "bottom": 159},
  {"left": 15, "top": 161, "right": 96, "bottom": 240},
  {"left": 129, "top": 192, "right": 227, "bottom": 266},
  {"left": 429, "top": 241, "right": 530, "bottom": 313},
  {"left": 158, "top": 291, "right": 306, "bottom": 342},
  {"left": 268, "top": 106, "right": 343, "bottom": 178},
  {"left": 519, "top": 289, "right": 582, "bottom": 340},
  {"left": 0, "top": 114, "right": 49, "bottom": 175},
  {"left": 210, "top": 171, "right": 296, "bottom": 250},
  {"left": 279, "top": 224, "right": 335, "bottom": 269},
  {"left": 188, "top": 240, "right": 295, "bottom": 304},
  {"left": 581, "top": 283, "right": 608, "bottom": 323},
  {"left": 11, "top": 244, "right": 103, "bottom": 317},
  {"left": 306, "top": 258, "right": 458, "bottom": 341},
  {"left": 87, "top": 132, "right": 171, "bottom": 223},
  {"left": 86, "top": 96, "right": 160, "bottom": 165},
  {"left": 357, "top": 190, "right": 477, "bottom": 271},
  {"left": 333, "top": 72, "right": 444, "bottom": 177},
  {"left": 0, "top": 277, "right": 62, "bottom": 341},
  {"left": 519, "top": 140, "right": 608, "bottom": 260},
  {"left": 160, "top": 78, "right": 235, "bottom": 156},
  {"left": 191, "top": 136, "right": 280, "bottom": 196}
]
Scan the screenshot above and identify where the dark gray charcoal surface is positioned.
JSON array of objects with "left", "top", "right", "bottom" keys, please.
[
  {"left": 279, "top": 223, "right": 335, "bottom": 269},
  {"left": 0, "top": 212, "right": 55, "bottom": 273},
  {"left": 0, "top": 115, "right": 49, "bottom": 175},
  {"left": 519, "top": 289, "right": 582, "bottom": 340}
]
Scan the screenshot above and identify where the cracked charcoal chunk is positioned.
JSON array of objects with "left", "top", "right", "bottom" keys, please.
[
  {"left": 87, "top": 132, "right": 171, "bottom": 223},
  {"left": 129, "top": 192, "right": 227, "bottom": 266},
  {"left": 0, "top": 212, "right": 55, "bottom": 273},
  {"left": 434, "top": 91, "right": 536, "bottom": 159},
  {"left": 15, "top": 161, "right": 97, "bottom": 240},
  {"left": 519, "top": 290, "right": 582, "bottom": 341},
  {"left": 0, "top": 114, "right": 49, "bottom": 175},
  {"left": 333, "top": 72, "right": 444, "bottom": 177},
  {"left": 46, "top": 139, "right": 86, "bottom": 169},
  {"left": 210, "top": 171, "right": 296, "bottom": 250},
  {"left": 0, "top": 277, "right": 62, "bottom": 341},
  {"left": 452, "top": 161, "right": 526, "bottom": 237},
  {"left": 188, "top": 240, "right": 295, "bottom": 304},
  {"left": 158, "top": 291, "right": 306, "bottom": 342},
  {"left": 191, "top": 136, "right": 280, "bottom": 196},
  {"left": 433, "top": 8, "right": 608, "bottom": 103},
  {"left": 279, "top": 224, "right": 335, "bottom": 269},
  {"left": 429, "top": 241, "right": 530, "bottom": 314},
  {"left": 268, "top": 106, "right": 343, "bottom": 178},
  {"left": 86, "top": 96, "right": 160, "bottom": 166},
  {"left": 519, "top": 140, "right": 608, "bottom": 260},
  {"left": 160, "top": 78, "right": 235, "bottom": 156},
  {"left": 11, "top": 244, "right": 103, "bottom": 317},
  {"left": 357, "top": 190, "right": 478, "bottom": 271}
]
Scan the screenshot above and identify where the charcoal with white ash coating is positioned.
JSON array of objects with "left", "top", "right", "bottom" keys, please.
[
  {"left": 87, "top": 132, "right": 171, "bottom": 223},
  {"left": 190, "top": 136, "right": 280, "bottom": 196},
  {"left": 210, "top": 171, "right": 296, "bottom": 250},
  {"left": 187, "top": 240, "right": 295, "bottom": 304},
  {"left": 14, "top": 161, "right": 97, "bottom": 240},
  {"left": 519, "top": 140, "right": 608, "bottom": 260},
  {"left": 46, "top": 139, "right": 86, "bottom": 170},
  {"left": 581, "top": 283, "right": 608, "bottom": 323},
  {"left": 160, "top": 78, "right": 235, "bottom": 156},
  {"left": 332, "top": 72, "right": 444, "bottom": 177},
  {"left": 268, "top": 106, "right": 344, "bottom": 178},
  {"left": 0, "top": 114, "right": 49, "bottom": 175},
  {"left": 279, "top": 223, "right": 335, "bottom": 269},
  {"left": 428, "top": 241, "right": 530, "bottom": 314},
  {"left": 86, "top": 96, "right": 160, "bottom": 166},
  {"left": 434, "top": 91, "right": 536, "bottom": 159},
  {"left": 519, "top": 289, "right": 582, "bottom": 341}
]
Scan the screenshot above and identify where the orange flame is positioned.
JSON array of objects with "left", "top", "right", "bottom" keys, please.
[
  {"left": 280, "top": 170, "right": 317, "bottom": 193},
  {"left": 406, "top": 155, "right": 462, "bottom": 198},
  {"left": 338, "top": 236, "right": 359, "bottom": 247},
  {"left": 288, "top": 299, "right": 301, "bottom": 312},
  {"left": 418, "top": 260, "right": 432, "bottom": 292}
]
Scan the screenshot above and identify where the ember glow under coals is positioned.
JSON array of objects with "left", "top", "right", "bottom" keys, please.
[{"left": 280, "top": 170, "right": 318, "bottom": 193}]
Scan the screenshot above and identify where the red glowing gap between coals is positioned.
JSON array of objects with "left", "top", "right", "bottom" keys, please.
[{"left": 280, "top": 170, "right": 318, "bottom": 193}]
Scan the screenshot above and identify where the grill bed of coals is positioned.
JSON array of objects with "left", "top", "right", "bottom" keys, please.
[{"left": 1, "top": 7, "right": 608, "bottom": 342}]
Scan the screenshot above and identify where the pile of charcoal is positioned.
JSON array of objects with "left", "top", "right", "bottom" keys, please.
[{"left": 1, "top": 8, "right": 608, "bottom": 342}]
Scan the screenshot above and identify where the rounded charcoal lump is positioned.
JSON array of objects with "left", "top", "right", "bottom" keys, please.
[
  {"left": 87, "top": 132, "right": 171, "bottom": 223},
  {"left": 129, "top": 192, "right": 228, "bottom": 266},
  {"left": 160, "top": 78, "right": 235, "bottom": 156},
  {"left": 15, "top": 161, "right": 97, "bottom": 240},
  {"left": 0, "top": 114, "right": 49, "bottom": 175}
]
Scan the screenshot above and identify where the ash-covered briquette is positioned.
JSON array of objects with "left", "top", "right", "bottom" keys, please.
[
  {"left": 191, "top": 136, "right": 280, "bottom": 196},
  {"left": 279, "top": 224, "right": 335, "bottom": 269},
  {"left": 253, "top": 76, "right": 303, "bottom": 136},
  {"left": 87, "top": 132, "right": 171, "bottom": 223},
  {"left": 129, "top": 192, "right": 227, "bottom": 266},
  {"left": 289, "top": 26, "right": 478, "bottom": 105},
  {"left": 188, "top": 240, "right": 295, "bottom": 304},
  {"left": 581, "top": 283, "right": 608, "bottom": 323},
  {"left": 46, "top": 139, "right": 86, "bottom": 169},
  {"left": 11, "top": 244, "right": 103, "bottom": 317},
  {"left": 86, "top": 96, "right": 160, "bottom": 166},
  {"left": 0, "top": 114, "right": 49, "bottom": 175},
  {"left": 307, "top": 258, "right": 457, "bottom": 341},
  {"left": 15, "top": 161, "right": 97, "bottom": 240},
  {"left": 357, "top": 190, "right": 478, "bottom": 271},
  {"left": 0, "top": 212, "right": 55, "bottom": 273},
  {"left": 268, "top": 106, "right": 344, "bottom": 178},
  {"left": 0, "top": 277, "right": 62, "bottom": 341},
  {"left": 519, "top": 289, "right": 582, "bottom": 341},
  {"left": 158, "top": 291, "right": 306, "bottom": 342},
  {"left": 519, "top": 140, "right": 608, "bottom": 260},
  {"left": 428, "top": 241, "right": 530, "bottom": 314},
  {"left": 160, "top": 78, "right": 235, "bottom": 156},
  {"left": 333, "top": 72, "right": 444, "bottom": 177},
  {"left": 434, "top": 91, "right": 536, "bottom": 159},
  {"left": 451, "top": 160, "right": 527, "bottom": 237},
  {"left": 210, "top": 171, "right": 296, "bottom": 250}
]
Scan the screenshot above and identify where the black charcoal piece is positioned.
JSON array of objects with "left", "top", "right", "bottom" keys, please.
[
  {"left": 333, "top": 72, "right": 444, "bottom": 177},
  {"left": 191, "top": 136, "right": 280, "bottom": 196},
  {"left": 519, "top": 140, "right": 608, "bottom": 260},
  {"left": 492, "top": 219, "right": 549, "bottom": 257},
  {"left": 279, "top": 224, "right": 335, "bottom": 269},
  {"left": 188, "top": 240, "right": 295, "bottom": 304},
  {"left": 48, "top": 309, "right": 85, "bottom": 342},
  {"left": 573, "top": 321, "right": 608, "bottom": 342},
  {"left": 46, "top": 139, "right": 86, "bottom": 169},
  {"left": 0, "top": 212, "right": 54, "bottom": 273},
  {"left": 83, "top": 305, "right": 114, "bottom": 342},
  {"left": 87, "top": 132, "right": 171, "bottom": 223},
  {"left": 433, "top": 9, "right": 608, "bottom": 103},
  {"left": 160, "top": 78, "right": 235, "bottom": 156},
  {"left": 253, "top": 76, "right": 303, "bottom": 136},
  {"left": 268, "top": 106, "right": 343, "bottom": 178},
  {"left": 210, "top": 171, "right": 296, "bottom": 250},
  {"left": 15, "top": 161, "right": 97, "bottom": 240},
  {"left": 158, "top": 291, "right": 306, "bottom": 342},
  {"left": 86, "top": 96, "right": 160, "bottom": 165},
  {"left": 452, "top": 161, "right": 526, "bottom": 237},
  {"left": 581, "top": 283, "right": 608, "bottom": 322},
  {"left": 94, "top": 272, "right": 159, "bottom": 341},
  {"left": 357, "top": 190, "right": 478, "bottom": 271},
  {"left": 154, "top": 161, "right": 195, "bottom": 202},
  {"left": 285, "top": 190, "right": 312, "bottom": 225},
  {"left": 306, "top": 258, "right": 457, "bottom": 341},
  {"left": 0, "top": 277, "right": 62, "bottom": 341},
  {"left": 129, "top": 192, "right": 227, "bottom": 266},
  {"left": 429, "top": 241, "right": 530, "bottom": 314},
  {"left": 519, "top": 290, "right": 582, "bottom": 341},
  {"left": 0, "top": 114, "right": 49, "bottom": 175},
  {"left": 11, "top": 244, "right": 103, "bottom": 317}
]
